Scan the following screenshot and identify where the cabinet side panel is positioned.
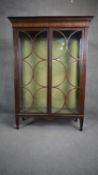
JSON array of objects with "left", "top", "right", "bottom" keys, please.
[
  {"left": 79, "top": 28, "right": 88, "bottom": 114},
  {"left": 13, "top": 28, "right": 20, "bottom": 113}
]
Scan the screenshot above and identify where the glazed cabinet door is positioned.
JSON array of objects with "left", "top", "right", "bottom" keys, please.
[
  {"left": 18, "top": 29, "right": 48, "bottom": 113},
  {"left": 51, "top": 29, "right": 83, "bottom": 114}
]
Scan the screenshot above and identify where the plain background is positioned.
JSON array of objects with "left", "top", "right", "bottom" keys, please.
[{"left": 0, "top": 1, "right": 98, "bottom": 175}]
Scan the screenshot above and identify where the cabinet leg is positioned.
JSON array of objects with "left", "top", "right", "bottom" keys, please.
[
  {"left": 80, "top": 118, "right": 84, "bottom": 131},
  {"left": 22, "top": 117, "right": 26, "bottom": 121},
  {"left": 15, "top": 115, "right": 19, "bottom": 129}
]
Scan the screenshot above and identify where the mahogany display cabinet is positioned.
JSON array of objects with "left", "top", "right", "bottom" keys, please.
[{"left": 8, "top": 16, "right": 93, "bottom": 130}]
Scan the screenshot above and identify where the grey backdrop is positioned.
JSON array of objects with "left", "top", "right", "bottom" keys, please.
[{"left": 0, "top": 1, "right": 98, "bottom": 175}]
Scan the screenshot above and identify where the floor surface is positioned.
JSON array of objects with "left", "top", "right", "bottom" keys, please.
[{"left": 0, "top": 114, "right": 98, "bottom": 175}]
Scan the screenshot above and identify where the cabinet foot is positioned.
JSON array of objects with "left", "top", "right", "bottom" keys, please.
[
  {"left": 22, "top": 117, "right": 27, "bottom": 121},
  {"left": 16, "top": 125, "right": 19, "bottom": 129},
  {"left": 80, "top": 118, "right": 84, "bottom": 131}
]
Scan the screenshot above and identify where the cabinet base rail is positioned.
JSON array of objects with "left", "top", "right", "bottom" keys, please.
[{"left": 15, "top": 114, "right": 84, "bottom": 131}]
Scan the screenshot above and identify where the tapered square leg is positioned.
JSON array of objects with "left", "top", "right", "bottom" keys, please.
[
  {"left": 80, "top": 118, "right": 84, "bottom": 131},
  {"left": 22, "top": 117, "right": 26, "bottom": 121}
]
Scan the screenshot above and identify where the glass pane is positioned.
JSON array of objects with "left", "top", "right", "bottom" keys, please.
[
  {"left": 52, "top": 30, "right": 82, "bottom": 113},
  {"left": 18, "top": 30, "right": 48, "bottom": 113}
]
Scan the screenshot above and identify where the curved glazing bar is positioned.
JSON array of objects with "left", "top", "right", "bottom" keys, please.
[
  {"left": 52, "top": 30, "right": 82, "bottom": 113},
  {"left": 19, "top": 30, "right": 48, "bottom": 112}
]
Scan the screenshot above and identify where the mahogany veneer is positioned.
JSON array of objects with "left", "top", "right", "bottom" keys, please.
[{"left": 8, "top": 16, "right": 93, "bottom": 130}]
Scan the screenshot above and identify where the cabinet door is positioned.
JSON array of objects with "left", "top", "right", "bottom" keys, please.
[
  {"left": 18, "top": 30, "right": 48, "bottom": 113},
  {"left": 51, "top": 29, "right": 82, "bottom": 113}
]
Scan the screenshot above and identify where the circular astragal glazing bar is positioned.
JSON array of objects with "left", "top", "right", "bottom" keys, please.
[
  {"left": 22, "top": 60, "right": 34, "bottom": 87},
  {"left": 52, "top": 87, "right": 66, "bottom": 113},
  {"left": 22, "top": 87, "right": 34, "bottom": 110},
  {"left": 67, "top": 30, "right": 82, "bottom": 60},
  {"left": 33, "top": 60, "right": 47, "bottom": 87},
  {"left": 52, "top": 30, "right": 67, "bottom": 60},
  {"left": 65, "top": 87, "right": 79, "bottom": 112},
  {"left": 66, "top": 60, "right": 80, "bottom": 88},
  {"left": 33, "top": 87, "right": 47, "bottom": 113},
  {"left": 20, "top": 31, "right": 33, "bottom": 60},
  {"left": 52, "top": 59, "right": 67, "bottom": 88},
  {"left": 21, "top": 30, "right": 47, "bottom": 61}
]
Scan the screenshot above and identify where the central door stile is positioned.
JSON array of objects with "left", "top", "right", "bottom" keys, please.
[{"left": 47, "top": 28, "right": 52, "bottom": 113}]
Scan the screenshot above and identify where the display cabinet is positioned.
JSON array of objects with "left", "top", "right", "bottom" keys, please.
[{"left": 8, "top": 16, "right": 93, "bottom": 130}]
